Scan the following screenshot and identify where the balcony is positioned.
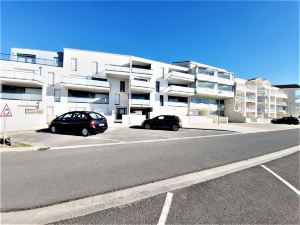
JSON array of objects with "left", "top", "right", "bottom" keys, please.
[
  {"left": 235, "top": 96, "right": 245, "bottom": 101},
  {"left": 0, "top": 53, "right": 63, "bottom": 67},
  {"left": 277, "top": 109, "right": 287, "bottom": 114},
  {"left": 0, "top": 69, "right": 43, "bottom": 87},
  {"left": 257, "top": 98, "right": 268, "bottom": 104},
  {"left": 166, "top": 85, "right": 194, "bottom": 97},
  {"left": 246, "top": 96, "right": 256, "bottom": 102},
  {"left": 68, "top": 96, "right": 109, "bottom": 104},
  {"left": 196, "top": 73, "right": 234, "bottom": 86},
  {"left": 168, "top": 101, "right": 188, "bottom": 107},
  {"left": 131, "top": 99, "right": 150, "bottom": 106},
  {"left": 245, "top": 85, "right": 256, "bottom": 92},
  {"left": 61, "top": 76, "right": 110, "bottom": 92},
  {"left": 0, "top": 92, "right": 42, "bottom": 101},
  {"left": 257, "top": 108, "right": 268, "bottom": 113},
  {"left": 246, "top": 107, "right": 256, "bottom": 112},
  {"left": 129, "top": 79, "right": 155, "bottom": 93},
  {"left": 276, "top": 92, "right": 288, "bottom": 98},
  {"left": 166, "top": 71, "right": 195, "bottom": 84},
  {"left": 276, "top": 101, "right": 288, "bottom": 106},
  {"left": 195, "top": 87, "right": 234, "bottom": 98},
  {"left": 105, "top": 64, "right": 153, "bottom": 78},
  {"left": 131, "top": 67, "right": 153, "bottom": 75}
]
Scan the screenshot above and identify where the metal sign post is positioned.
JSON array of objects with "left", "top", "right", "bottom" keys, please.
[{"left": 0, "top": 103, "right": 12, "bottom": 145}]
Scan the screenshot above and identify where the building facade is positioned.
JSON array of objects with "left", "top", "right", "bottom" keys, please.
[
  {"left": 273, "top": 84, "right": 300, "bottom": 118},
  {"left": 0, "top": 47, "right": 291, "bottom": 131}
]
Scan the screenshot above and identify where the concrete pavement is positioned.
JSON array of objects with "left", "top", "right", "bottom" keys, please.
[{"left": 1, "top": 128, "right": 299, "bottom": 212}]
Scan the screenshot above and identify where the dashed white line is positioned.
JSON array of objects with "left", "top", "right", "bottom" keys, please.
[
  {"left": 157, "top": 192, "right": 173, "bottom": 225},
  {"left": 261, "top": 165, "right": 300, "bottom": 196}
]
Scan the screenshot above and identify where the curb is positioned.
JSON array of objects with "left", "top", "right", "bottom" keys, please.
[
  {"left": 1, "top": 146, "right": 50, "bottom": 152},
  {"left": 1, "top": 145, "right": 299, "bottom": 224}
]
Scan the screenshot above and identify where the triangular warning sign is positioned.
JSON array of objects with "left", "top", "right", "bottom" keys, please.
[{"left": 0, "top": 104, "right": 12, "bottom": 117}]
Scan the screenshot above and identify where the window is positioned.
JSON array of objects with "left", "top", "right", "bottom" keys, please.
[
  {"left": 61, "top": 113, "right": 73, "bottom": 121},
  {"left": 160, "top": 95, "right": 164, "bottom": 106},
  {"left": 89, "top": 112, "right": 104, "bottom": 119},
  {"left": 120, "top": 81, "right": 125, "bottom": 92},
  {"left": 17, "top": 53, "right": 36, "bottom": 64},
  {"left": 71, "top": 58, "right": 77, "bottom": 71},
  {"left": 72, "top": 112, "right": 87, "bottom": 121},
  {"left": 48, "top": 72, "right": 55, "bottom": 85},
  {"left": 54, "top": 89, "right": 61, "bottom": 102},
  {"left": 156, "top": 81, "right": 160, "bottom": 92},
  {"left": 115, "top": 94, "right": 120, "bottom": 105},
  {"left": 92, "top": 61, "right": 98, "bottom": 74}
]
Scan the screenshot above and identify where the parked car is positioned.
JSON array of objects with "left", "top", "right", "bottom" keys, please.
[
  {"left": 141, "top": 115, "right": 182, "bottom": 131},
  {"left": 49, "top": 111, "right": 108, "bottom": 136},
  {"left": 271, "top": 116, "right": 299, "bottom": 125}
]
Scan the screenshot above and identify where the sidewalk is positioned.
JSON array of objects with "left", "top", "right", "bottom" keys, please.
[{"left": 182, "top": 123, "right": 300, "bottom": 133}]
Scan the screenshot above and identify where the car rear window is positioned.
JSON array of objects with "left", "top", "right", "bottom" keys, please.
[{"left": 89, "top": 112, "right": 104, "bottom": 119}]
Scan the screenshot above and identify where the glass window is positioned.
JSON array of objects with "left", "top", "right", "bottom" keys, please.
[
  {"left": 156, "top": 81, "right": 160, "bottom": 92},
  {"left": 61, "top": 113, "right": 73, "bottom": 121},
  {"left": 54, "top": 89, "right": 61, "bottom": 102},
  {"left": 71, "top": 58, "right": 77, "bottom": 71},
  {"left": 115, "top": 94, "right": 120, "bottom": 105},
  {"left": 160, "top": 95, "right": 164, "bottom": 106},
  {"left": 197, "top": 81, "right": 216, "bottom": 89},
  {"left": 89, "top": 112, "right": 104, "bottom": 119},
  {"left": 120, "top": 81, "right": 125, "bottom": 92}
]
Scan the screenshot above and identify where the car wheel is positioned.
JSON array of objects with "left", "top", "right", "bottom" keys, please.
[
  {"left": 50, "top": 125, "right": 56, "bottom": 133},
  {"left": 144, "top": 123, "right": 151, "bottom": 130},
  {"left": 172, "top": 124, "right": 179, "bottom": 131},
  {"left": 81, "top": 128, "right": 89, "bottom": 137}
]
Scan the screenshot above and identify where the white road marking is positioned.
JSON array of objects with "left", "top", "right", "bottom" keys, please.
[
  {"left": 261, "top": 165, "right": 300, "bottom": 196},
  {"left": 157, "top": 192, "right": 173, "bottom": 225},
  {"left": 50, "top": 132, "right": 239, "bottom": 150},
  {"left": 87, "top": 136, "right": 124, "bottom": 142}
]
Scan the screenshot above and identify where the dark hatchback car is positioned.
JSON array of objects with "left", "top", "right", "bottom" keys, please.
[
  {"left": 271, "top": 116, "right": 299, "bottom": 125},
  {"left": 49, "top": 111, "right": 108, "bottom": 136},
  {"left": 141, "top": 115, "right": 182, "bottom": 131}
]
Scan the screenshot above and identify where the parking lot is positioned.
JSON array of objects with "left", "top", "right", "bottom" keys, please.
[
  {"left": 54, "top": 152, "right": 299, "bottom": 224},
  {"left": 10, "top": 127, "right": 235, "bottom": 148}
]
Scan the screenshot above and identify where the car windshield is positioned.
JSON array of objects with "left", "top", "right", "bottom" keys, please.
[{"left": 89, "top": 112, "right": 104, "bottom": 119}]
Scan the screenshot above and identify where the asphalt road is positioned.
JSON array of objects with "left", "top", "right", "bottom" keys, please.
[
  {"left": 53, "top": 152, "right": 300, "bottom": 224},
  {"left": 1, "top": 128, "right": 299, "bottom": 212}
]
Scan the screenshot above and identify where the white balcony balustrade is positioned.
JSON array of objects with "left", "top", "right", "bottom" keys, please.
[
  {"left": 68, "top": 96, "right": 109, "bottom": 104},
  {"left": 61, "top": 76, "right": 110, "bottom": 92},
  {"left": 105, "top": 64, "right": 130, "bottom": 73},
  {"left": 0, "top": 69, "right": 43, "bottom": 86},
  {"left": 129, "top": 79, "right": 155, "bottom": 93},
  {"left": 166, "top": 85, "right": 194, "bottom": 97},
  {"left": 0, "top": 92, "right": 42, "bottom": 101},
  {"left": 166, "top": 71, "right": 195, "bottom": 83},
  {"left": 168, "top": 101, "right": 188, "bottom": 107},
  {"left": 131, "top": 67, "right": 153, "bottom": 75},
  {"left": 131, "top": 99, "right": 150, "bottom": 106}
]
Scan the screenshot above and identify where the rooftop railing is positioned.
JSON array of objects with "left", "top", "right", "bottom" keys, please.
[{"left": 0, "top": 53, "right": 63, "bottom": 67}]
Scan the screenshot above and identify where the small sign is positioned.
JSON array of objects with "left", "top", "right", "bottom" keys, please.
[{"left": 0, "top": 104, "right": 12, "bottom": 117}]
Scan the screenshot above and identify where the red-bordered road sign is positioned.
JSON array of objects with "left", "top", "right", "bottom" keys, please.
[{"left": 0, "top": 104, "right": 12, "bottom": 117}]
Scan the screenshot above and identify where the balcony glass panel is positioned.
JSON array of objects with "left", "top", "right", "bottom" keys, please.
[
  {"left": 197, "top": 69, "right": 215, "bottom": 76},
  {"left": 62, "top": 76, "right": 110, "bottom": 88},
  {"left": 68, "top": 96, "right": 109, "bottom": 104},
  {"left": 131, "top": 99, "right": 150, "bottom": 105},
  {"left": 131, "top": 67, "right": 153, "bottom": 75},
  {"left": 0, "top": 92, "right": 42, "bottom": 101},
  {"left": 105, "top": 64, "right": 130, "bottom": 73},
  {"left": 217, "top": 73, "right": 232, "bottom": 80},
  {"left": 0, "top": 69, "right": 42, "bottom": 82}
]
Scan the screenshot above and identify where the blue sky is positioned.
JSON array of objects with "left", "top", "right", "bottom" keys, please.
[{"left": 1, "top": 1, "right": 299, "bottom": 84}]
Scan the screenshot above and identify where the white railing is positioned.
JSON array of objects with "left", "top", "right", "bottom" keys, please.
[
  {"left": 246, "top": 86, "right": 256, "bottom": 92},
  {"left": 0, "top": 69, "right": 43, "bottom": 83},
  {"left": 276, "top": 93, "right": 288, "bottom": 98},
  {"left": 257, "top": 108, "right": 268, "bottom": 113},
  {"left": 246, "top": 107, "right": 256, "bottom": 112},
  {"left": 0, "top": 92, "right": 42, "bottom": 101},
  {"left": 131, "top": 99, "right": 150, "bottom": 105},
  {"left": 166, "top": 71, "right": 195, "bottom": 81},
  {"left": 167, "top": 85, "right": 194, "bottom": 94},
  {"left": 130, "top": 79, "right": 155, "bottom": 89},
  {"left": 131, "top": 67, "right": 153, "bottom": 75},
  {"left": 236, "top": 96, "right": 245, "bottom": 101},
  {"left": 168, "top": 101, "right": 188, "bottom": 107},
  {"left": 277, "top": 109, "right": 287, "bottom": 113},
  {"left": 61, "top": 76, "right": 110, "bottom": 88},
  {"left": 105, "top": 64, "right": 130, "bottom": 73},
  {"left": 68, "top": 97, "right": 109, "bottom": 104},
  {"left": 276, "top": 101, "right": 288, "bottom": 106}
]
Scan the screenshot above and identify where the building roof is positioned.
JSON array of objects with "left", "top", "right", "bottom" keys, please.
[{"left": 273, "top": 84, "right": 300, "bottom": 89}]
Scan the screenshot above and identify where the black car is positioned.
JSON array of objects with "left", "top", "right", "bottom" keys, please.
[
  {"left": 271, "top": 116, "right": 299, "bottom": 125},
  {"left": 49, "top": 111, "right": 108, "bottom": 136},
  {"left": 141, "top": 115, "right": 182, "bottom": 131}
]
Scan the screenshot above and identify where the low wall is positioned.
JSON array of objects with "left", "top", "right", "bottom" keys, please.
[
  {"left": 212, "top": 116, "right": 229, "bottom": 123},
  {"left": 181, "top": 116, "right": 214, "bottom": 125},
  {"left": 122, "top": 115, "right": 146, "bottom": 126}
]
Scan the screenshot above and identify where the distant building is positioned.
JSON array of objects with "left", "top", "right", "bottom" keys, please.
[{"left": 273, "top": 84, "right": 300, "bottom": 117}]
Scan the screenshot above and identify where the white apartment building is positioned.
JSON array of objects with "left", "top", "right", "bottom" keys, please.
[
  {"left": 0, "top": 48, "right": 237, "bottom": 130},
  {"left": 227, "top": 77, "right": 289, "bottom": 122},
  {"left": 273, "top": 84, "right": 300, "bottom": 117}
]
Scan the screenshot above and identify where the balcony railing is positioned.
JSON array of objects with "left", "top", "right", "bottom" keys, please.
[
  {"left": 257, "top": 108, "right": 268, "bottom": 113},
  {"left": 166, "top": 71, "right": 195, "bottom": 81},
  {"left": 245, "top": 86, "right": 256, "bottom": 92},
  {"left": 61, "top": 76, "right": 110, "bottom": 88},
  {"left": 68, "top": 97, "right": 109, "bottom": 104},
  {"left": 131, "top": 99, "right": 150, "bottom": 105},
  {"left": 246, "top": 107, "right": 256, "bottom": 112},
  {"left": 168, "top": 101, "right": 188, "bottom": 107},
  {"left": 246, "top": 96, "right": 256, "bottom": 101},
  {"left": 277, "top": 109, "right": 287, "bottom": 113},
  {"left": 276, "top": 101, "right": 288, "bottom": 106},
  {"left": 105, "top": 64, "right": 130, "bottom": 73},
  {"left": 0, "top": 92, "right": 42, "bottom": 101},
  {"left": 130, "top": 79, "right": 154, "bottom": 89},
  {"left": 167, "top": 85, "right": 194, "bottom": 94},
  {"left": 0, "top": 69, "right": 43, "bottom": 83},
  {"left": 197, "top": 69, "right": 215, "bottom": 76},
  {"left": 131, "top": 67, "right": 153, "bottom": 75},
  {"left": 0, "top": 53, "right": 62, "bottom": 67},
  {"left": 236, "top": 96, "right": 245, "bottom": 101},
  {"left": 276, "top": 93, "right": 288, "bottom": 98},
  {"left": 217, "top": 73, "right": 232, "bottom": 80}
]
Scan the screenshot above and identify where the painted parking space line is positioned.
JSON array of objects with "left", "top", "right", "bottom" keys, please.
[
  {"left": 261, "top": 165, "right": 300, "bottom": 196},
  {"left": 50, "top": 132, "right": 240, "bottom": 150},
  {"left": 157, "top": 192, "right": 173, "bottom": 225}
]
